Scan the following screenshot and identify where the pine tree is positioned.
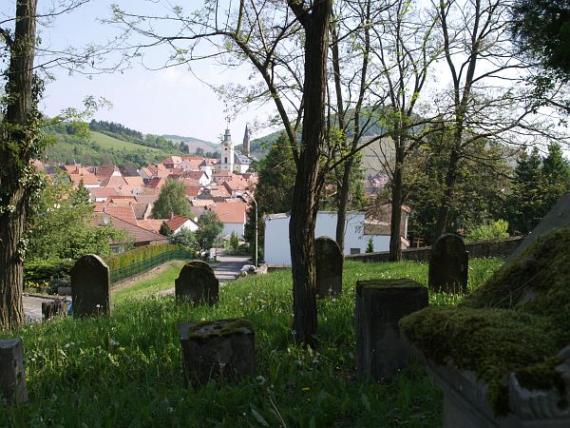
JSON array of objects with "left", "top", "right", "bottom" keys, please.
[{"left": 151, "top": 179, "right": 191, "bottom": 219}]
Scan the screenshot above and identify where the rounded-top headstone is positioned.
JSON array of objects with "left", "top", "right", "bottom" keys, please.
[
  {"left": 316, "top": 236, "right": 343, "bottom": 297},
  {"left": 71, "top": 254, "right": 111, "bottom": 317},
  {"left": 175, "top": 260, "right": 219, "bottom": 305},
  {"left": 428, "top": 233, "right": 468, "bottom": 293}
]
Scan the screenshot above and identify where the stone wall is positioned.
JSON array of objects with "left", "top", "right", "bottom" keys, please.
[{"left": 346, "top": 236, "right": 523, "bottom": 263}]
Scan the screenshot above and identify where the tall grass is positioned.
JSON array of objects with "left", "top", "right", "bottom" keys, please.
[{"left": 1, "top": 258, "right": 501, "bottom": 427}]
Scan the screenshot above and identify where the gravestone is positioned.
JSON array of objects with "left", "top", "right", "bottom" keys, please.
[
  {"left": 0, "top": 338, "right": 27, "bottom": 405},
  {"left": 509, "top": 192, "right": 570, "bottom": 260},
  {"left": 175, "top": 261, "right": 219, "bottom": 305},
  {"left": 71, "top": 255, "right": 111, "bottom": 317},
  {"left": 316, "top": 236, "right": 343, "bottom": 297},
  {"left": 41, "top": 299, "right": 67, "bottom": 320},
  {"left": 429, "top": 234, "right": 468, "bottom": 293},
  {"left": 356, "top": 279, "right": 428, "bottom": 381},
  {"left": 179, "top": 319, "right": 255, "bottom": 387}
]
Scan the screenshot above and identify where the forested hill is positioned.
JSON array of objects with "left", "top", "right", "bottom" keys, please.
[{"left": 42, "top": 121, "right": 182, "bottom": 167}]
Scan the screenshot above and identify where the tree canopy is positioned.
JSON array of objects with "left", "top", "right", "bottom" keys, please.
[{"left": 151, "top": 179, "right": 191, "bottom": 219}]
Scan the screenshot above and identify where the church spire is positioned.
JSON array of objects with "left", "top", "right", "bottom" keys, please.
[{"left": 242, "top": 124, "right": 251, "bottom": 156}]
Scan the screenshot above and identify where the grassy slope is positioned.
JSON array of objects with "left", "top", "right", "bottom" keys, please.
[
  {"left": 2, "top": 259, "right": 501, "bottom": 427},
  {"left": 90, "top": 131, "right": 164, "bottom": 153}
]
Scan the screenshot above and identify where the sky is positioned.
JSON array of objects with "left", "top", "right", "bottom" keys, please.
[{"left": 0, "top": 0, "right": 275, "bottom": 143}]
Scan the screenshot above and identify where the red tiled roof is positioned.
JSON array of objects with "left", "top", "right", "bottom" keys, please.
[
  {"left": 97, "top": 214, "right": 168, "bottom": 245},
  {"left": 103, "top": 205, "right": 137, "bottom": 224},
  {"left": 136, "top": 219, "right": 164, "bottom": 233},
  {"left": 185, "top": 185, "right": 202, "bottom": 198},
  {"left": 209, "top": 201, "right": 247, "bottom": 224},
  {"left": 165, "top": 215, "right": 194, "bottom": 231}
]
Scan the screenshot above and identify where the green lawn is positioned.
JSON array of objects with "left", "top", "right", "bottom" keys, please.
[{"left": 1, "top": 258, "right": 502, "bottom": 427}]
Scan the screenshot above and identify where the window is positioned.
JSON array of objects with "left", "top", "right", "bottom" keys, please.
[
  {"left": 350, "top": 248, "right": 361, "bottom": 255},
  {"left": 224, "top": 157, "right": 228, "bottom": 163}
]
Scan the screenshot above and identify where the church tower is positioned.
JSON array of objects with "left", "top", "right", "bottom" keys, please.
[
  {"left": 242, "top": 124, "right": 251, "bottom": 156},
  {"left": 221, "top": 125, "right": 234, "bottom": 172}
]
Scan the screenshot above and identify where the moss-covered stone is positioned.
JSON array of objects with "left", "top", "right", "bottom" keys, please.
[
  {"left": 188, "top": 318, "right": 254, "bottom": 339},
  {"left": 401, "top": 227, "right": 570, "bottom": 416}
]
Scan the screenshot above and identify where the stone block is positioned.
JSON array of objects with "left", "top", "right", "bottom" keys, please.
[
  {"left": 356, "top": 279, "right": 428, "bottom": 381},
  {"left": 179, "top": 319, "right": 255, "bottom": 387},
  {"left": 0, "top": 338, "right": 27, "bottom": 405},
  {"left": 71, "top": 255, "right": 111, "bottom": 317},
  {"left": 429, "top": 233, "right": 468, "bottom": 293},
  {"left": 175, "top": 261, "right": 219, "bottom": 305},
  {"left": 316, "top": 236, "right": 342, "bottom": 297},
  {"left": 41, "top": 299, "right": 67, "bottom": 320}
]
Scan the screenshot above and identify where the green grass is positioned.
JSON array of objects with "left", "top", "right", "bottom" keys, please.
[
  {"left": 90, "top": 131, "right": 164, "bottom": 153},
  {"left": 1, "top": 258, "right": 501, "bottom": 427}
]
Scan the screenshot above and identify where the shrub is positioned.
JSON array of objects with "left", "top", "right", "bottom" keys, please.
[{"left": 466, "top": 219, "right": 509, "bottom": 242}]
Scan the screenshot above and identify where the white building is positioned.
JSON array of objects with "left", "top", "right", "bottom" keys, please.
[
  {"left": 220, "top": 128, "right": 235, "bottom": 172},
  {"left": 264, "top": 211, "right": 407, "bottom": 266}
]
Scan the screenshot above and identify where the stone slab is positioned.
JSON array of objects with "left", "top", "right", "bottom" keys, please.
[{"left": 0, "top": 338, "right": 27, "bottom": 405}]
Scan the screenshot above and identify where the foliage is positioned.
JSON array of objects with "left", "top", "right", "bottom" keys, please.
[
  {"left": 466, "top": 220, "right": 510, "bottom": 242},
  {"left": 103, "top": 244, "right": 187, "bottom": 273},
  {"left": 512, "top": 0, "right": 570, "bottom": 80},
  {"left": 159, "top": 222, "right": 172, "bottom": 237},
  {"left": 196, "top": 211, "right": 224, "bottom": 250},
  {"left": 23, "top": 259, "right": 74, "bottom": 290},
  {"left": 404, "top": 128, "right": 512, "bottom": 243},
  {"left": 169, "top": 229, "right": 198, "bottom": 253},
  {"left": 244, "top": 134, "right": 295, "bottom": 259},
  {"left": 229, "top": 231, "right": 240, "bottom": 251},
  {"left": 26, "top": 175, "right": 124, "bottom": 261},
  {"left": 505, "top": 143, "right": 570, "bottom": 234},
  {"left": 366, "top": 238, "right": 374, "bottom": 253},
  {"left": 151, "top": 179, "right": 191, "bottom": 219},
  {"left": 1, "top": 258, "right": 501, "bottom": 426}
]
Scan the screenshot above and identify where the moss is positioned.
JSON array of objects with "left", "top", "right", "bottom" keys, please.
[
  {"left": 515, "top": 357, "right": 567, "bottom": 407},
  {"left": 189, "top": 318, "right": 254, "bottom": 339},
  {"left": 401, "top": 227, "right": 570, "bottom": 416}
]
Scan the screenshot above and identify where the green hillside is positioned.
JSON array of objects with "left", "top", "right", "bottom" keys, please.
[
  {"left": 43, "top": 127, "right": 176, "bottom": 167},
  {"left": 163, "top": 134, "right": 220, "bottom": 154}
]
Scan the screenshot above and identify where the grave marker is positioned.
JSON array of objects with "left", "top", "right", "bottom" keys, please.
[
  {"left": 71, "top": 255, "right": 111, "bottom": 317},
  {"left": 429, "top": 234, "right": 468, "bottom": 293},
  {"left": 0, "top": 338, "right": 27, "bottom": 405},
  {"left": 316, "top": 236, "right": 343, "bottom": 297},
  {"left": 175, "top": 261, "right": 219, "bottom": 305}
]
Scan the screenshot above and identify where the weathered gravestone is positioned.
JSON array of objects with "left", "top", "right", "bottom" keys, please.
[
  {"left": 0, "top": 338, "right": 27, "bottom": 405},
  {"left": 175, "top": 261, "right": 219, "bottom": 305},
  {"left": 71, "top": 255, "right": 111, "bottom": 317},
  {"left": 356, "top": 279, "right": 428, "bottom": 381},
  {"left": 429, "top": 233, "right": 468, "bottom": 293},
  {"left": 179, "top": 319, "right": 255, "bottom": 387},
  {"left": 316, "top": 236, "right": 343, "bottom": 297},
  {"left": 41, "top": 299, "right": 67, "bottom": 320}
]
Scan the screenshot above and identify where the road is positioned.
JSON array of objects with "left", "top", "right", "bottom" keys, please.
[{"left": 23, "top": 253, "right": 251, "bottom": 321}]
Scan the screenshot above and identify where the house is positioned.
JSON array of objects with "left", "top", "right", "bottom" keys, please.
[
  {"left": 263, "top": 211, "right": 410, "bottom": 266},
  {"left": 164, "top": 215, "right": 199, "bottom": 234},
  {"left": 208, "top": 201, "right": 248, "bottom": 238},
  {"left": 96, "top": 213, "right": 168, "bottom": 249}
]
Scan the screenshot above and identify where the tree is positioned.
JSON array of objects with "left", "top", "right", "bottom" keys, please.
[
  {"left": 542, "top": 141, "right": 570, "bottom": 210},
  {"left": 244, "top": 134, "right": 295, "bottom": 261},
  {"left": 151, "top": 179, "right": 191, "bottom": 219},
  {"left": 366, "top": 238, "right": 374, "bottom": 253},
  {"left": 512, "top": 0, "right": 570, "bottom": 80},
  {"left": 229, "top": 232, "right": 239, "bottom": 252},
  {"left": 159, "top": 222, "right": 172, "bottom": 237},
  {"left": 0, "top": 0, "right": 40, "bottom": 329},
  {"left": 26, "top": 175, "right": 124, "bottom": 261},
  {"left": 196, "top": 212, "right": 223, "bottom": 251},
  {"left": 170, "top": 229, "right": 198, "bottom": 253}
]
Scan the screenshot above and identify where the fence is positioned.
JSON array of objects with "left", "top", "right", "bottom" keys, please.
[{"left": 108, "top": 248, "right": 193, "bottom": 284}]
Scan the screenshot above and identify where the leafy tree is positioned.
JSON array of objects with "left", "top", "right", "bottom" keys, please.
[
  {"left": 542, "top": 142, "right": 570, "bottom": 208},
  {"left": 170, "top": 229, "right": 198, "bottom": 253},
  {"left": 196, "top": 212, "right": 224, "bottom": 251},
  {"left": 512, "top": 0, "right": 570, "bottom": 80},
  {"left": 159, "top": 222, "right": 173, "bottom": 237},
  {"left": 466, "top": 220, "right": 510, "bottom": 242},
  {"left": 244, "top": 134, "right": 295, "bottom": 260},
  {"left": 366, "top": 238, "right": 374, "bottom": 253},
  {"left": 27, "top": 175, "right": 124, "bottom": 261},
  {"left": 151, "top": 179, "right": 191, "bottom": 219},
  {"left": 229, "top": 232, "right": 239, "bottom": 252}
]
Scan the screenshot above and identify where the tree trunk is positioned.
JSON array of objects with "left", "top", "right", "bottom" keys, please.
[
  {"left": 335, "top": 157, "right": 353, "bottom": 253},
  {"left": 0, "top": 0, "right": 38, "bottom": 329},
  {"left": 389, "top": 144, "right": 404, "bottom": 261},
  {"left": 289, "top": 0, "right": 331, "bottom": 347}
]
